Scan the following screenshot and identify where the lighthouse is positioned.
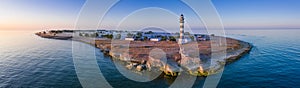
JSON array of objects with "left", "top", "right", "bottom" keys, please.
[{"left": 179, "top": 14, "right": 185, "bottom": 44}]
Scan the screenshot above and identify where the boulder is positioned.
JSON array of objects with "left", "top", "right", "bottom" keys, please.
[
  {"left": 126, "top": 64, "right": 133, "bottom": 70},
  {"left": 136, "top": 64, "right": 146, "bottom": 71}
]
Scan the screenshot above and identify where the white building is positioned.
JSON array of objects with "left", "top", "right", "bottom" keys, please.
[
  {"left": 150, "top": 38, "right": 161, "bottom": 41},
  {"left": 125, "top": 38, "right": 135, "bottom": 41}
]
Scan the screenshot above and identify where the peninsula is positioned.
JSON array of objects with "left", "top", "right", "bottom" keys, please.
[{"left": 36, "top": 15, "right": 252, "bottom": 77}]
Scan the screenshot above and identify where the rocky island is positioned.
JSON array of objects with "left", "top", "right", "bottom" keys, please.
[
  {"left": 36, "top": 29, "right": 252, "bottom": 77},
  {"left": 36, "top": 14, "right": 251, "bottom": 77}
]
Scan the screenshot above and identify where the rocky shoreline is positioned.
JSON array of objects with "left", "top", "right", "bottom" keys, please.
[
  {"left": 35, "top": 32, "right": 72, "bottom": 40},
  {"left": 36, "top": 32, "right": 252, "bottom": 77}
]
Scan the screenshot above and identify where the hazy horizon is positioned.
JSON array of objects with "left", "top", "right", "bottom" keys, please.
[{"left": 1, "top": 0, "right": 300, "bottom": 31}]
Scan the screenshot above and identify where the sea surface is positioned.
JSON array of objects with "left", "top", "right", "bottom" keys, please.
[{"left": 0, "top": 29, "right": 299, "bottom": 88}]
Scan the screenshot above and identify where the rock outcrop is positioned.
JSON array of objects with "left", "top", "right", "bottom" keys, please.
[{"left": 37, "top": 32, "right": 252, "bottom": 77}]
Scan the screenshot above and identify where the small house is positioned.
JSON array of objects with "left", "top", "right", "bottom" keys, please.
[
  {"left": 125, "top": 38, "right": 135, "bottom": 41},
  {"left": 150, "top": 38, "right": 161, "bottom": 41}
]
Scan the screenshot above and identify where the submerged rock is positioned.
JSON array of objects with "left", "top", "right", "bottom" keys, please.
[
  {"left": 126, "top": 63, "right": 139, "bottom": 70},
  {"left": 126, "top": 64, "right": 133, "bottom": 70},
  {"left": 163, "top": 63, "right": 181, "bottom": 76},
  {"left": 136, "top": 64, "right": 146, "bottom": 71},
  {"left": 162, "top": 58, "right": 182, "bottom": 76}
]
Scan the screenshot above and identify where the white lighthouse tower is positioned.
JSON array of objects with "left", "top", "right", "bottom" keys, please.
[{"left": 178, "top": 14, "right": 185, "bottom": 44}]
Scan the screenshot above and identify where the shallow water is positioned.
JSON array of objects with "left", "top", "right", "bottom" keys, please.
[
  {"left": 0, "top": 29, "right": 299, "bottom": 87},
  {"left": 218, "top": 29, "right": 300, "bottom": 88}
]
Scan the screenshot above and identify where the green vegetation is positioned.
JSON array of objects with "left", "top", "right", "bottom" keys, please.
[
  {"left": 189, "top": 35, "right": 195, "bottom": 41},
  {"left": 136, "top": 32, "right": 142, "bottom": 38},
  {"left": 127, "top": 33, "right": 134, "bottom": 37},
  {"left": 90, "top": 33, "right": 99, "bottom": 37},
  {"left": 169, "top": 36, "right": 177, "bottom": 41},
  {"left": 49, "top": 30, "right": 73, "bottom": 33},
  {"left": 145, "top": 31, "right": 154, "bottom": 34},
  {"left": 84, "top": 33, "right": 89, "bottom": 37},
  {"left": 115, "top": 34, "right": 121, "bottom": 39},
  {"left": 143, "top": 36, "right": 148, "bottom": 41},
  {"left": 161, "top": 36, "right": 167, "bottom": 41},
  {"left": 49, "top": 30, "right": 63, "bottom": 34},
  {"left": 102, "top": 34, "right": 113, "bottom": 39}
]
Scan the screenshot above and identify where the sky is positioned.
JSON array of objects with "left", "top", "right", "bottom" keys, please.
[{"left": 0, "top": 0, "right": 300, "bottom": 31}]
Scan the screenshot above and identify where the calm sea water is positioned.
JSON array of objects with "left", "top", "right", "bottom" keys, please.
[{"left": 0, "top": 29, "right": 299, "bottom": 88}]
